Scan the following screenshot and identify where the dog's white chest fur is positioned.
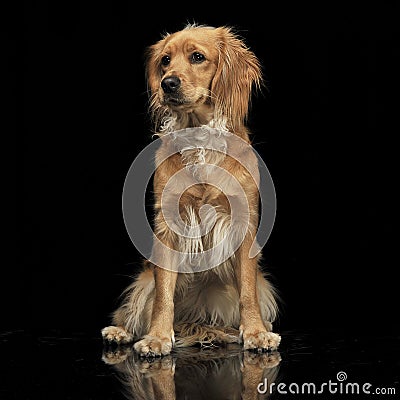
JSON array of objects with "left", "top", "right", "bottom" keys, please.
[
  {"left": 157, "top": 126, "right": 249, "bottom": 272},
  {"left": 171, "top": 126, "right": 230, "bottom": 173}
]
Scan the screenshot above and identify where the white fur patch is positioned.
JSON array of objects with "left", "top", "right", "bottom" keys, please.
[
  {"left": 177, "top": 204, "right": 249, "bottom": 273},
  {"left": 170, "top": 125, "right": 230, "bottom": 177},
  {"left": 179, "top": 205, "right": 204, "bottom": 266}
]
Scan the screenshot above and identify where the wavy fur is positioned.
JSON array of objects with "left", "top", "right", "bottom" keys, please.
[{"left": 102, "top": 24, "right": 281, "bottom": 354}]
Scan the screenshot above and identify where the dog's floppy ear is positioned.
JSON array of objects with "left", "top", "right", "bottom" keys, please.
[
  {"left": 211, "top": 27, "right": 262, "bottom": 132},
  {"left": 145, "top": 36, "right": 171, "bottom": 129},
  {"left": 145, "top": 37, "right": 166, "bottom": 97}
]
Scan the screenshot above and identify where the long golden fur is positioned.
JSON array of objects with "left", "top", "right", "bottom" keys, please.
[{"left": 102, "top": 24, "right": 281, "bottom": 356}]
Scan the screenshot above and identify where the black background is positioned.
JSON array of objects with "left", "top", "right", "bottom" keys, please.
[{"left": 18, "top": 2, "right": 398, "bottom": 337}]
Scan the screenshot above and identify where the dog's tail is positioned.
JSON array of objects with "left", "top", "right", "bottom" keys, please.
[{"left": 174, "top": 323, "right": 239, "bottom": 347}]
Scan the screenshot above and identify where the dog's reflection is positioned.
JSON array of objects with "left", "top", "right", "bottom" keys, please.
[{"left": 102, "top": 344, "right": 281, "bottom": 400}]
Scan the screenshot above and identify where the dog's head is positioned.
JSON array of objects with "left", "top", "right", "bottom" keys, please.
[{"left": 146, "top": 24, "right": 262, "bottom": 133}]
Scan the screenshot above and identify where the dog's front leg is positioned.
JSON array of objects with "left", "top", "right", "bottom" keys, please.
[
  {"left": 134, "top": 255, "right": 177, "bottom": 357},
  {"left": 237, "top": 235, "right": 281, "bottom": 352}
]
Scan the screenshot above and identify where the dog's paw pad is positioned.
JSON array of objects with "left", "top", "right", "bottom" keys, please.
[
  {"left": 101, "top": 347, "right": 132, "bottom": 365},
  {"left": 137, "top": 355, "right": 176, "bottom": 375},
  {"left": 242, "top": 331, "right": 281, "bottom": 352},
  {"left": 134, "top": 335, "right": 173, "bottom": 357},
  {"left": 101, "top": 326, "right": 133, "bottom": 344},
  {"left": 242, "top": 350, "right": 282, "bottom": 369}
]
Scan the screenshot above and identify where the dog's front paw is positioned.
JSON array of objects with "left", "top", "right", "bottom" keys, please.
[
  {"left": 102, "top": 345, "right": 133, "bottom": 365},
  {"left": 101, "top": 326, "right": 134, "bottom": 344},
  {"left": 241, "top": 329, "right": 281, "bottom": 352},
  {"left": 242, "top": 350, "right": 282, "bottom": 369},
  {"left": 134, "top": 334, "right": 174, "bottom": 357},
  {"left": 137, "top": 355, "right": 176, "bottom": 376}
]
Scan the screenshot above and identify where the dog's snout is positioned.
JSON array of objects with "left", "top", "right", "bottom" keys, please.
[{"left": 161, "top": 76, "right": 181, "bottom": 93}]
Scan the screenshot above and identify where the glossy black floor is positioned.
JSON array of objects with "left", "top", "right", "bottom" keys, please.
[
  {"left": 1, "top": 326, "right": 398, "bottom": 399},
  {"left": 17, "top": 3, "right": 400, "bottom": 399}
]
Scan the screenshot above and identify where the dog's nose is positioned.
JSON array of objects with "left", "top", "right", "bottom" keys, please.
[{"left": 161, "top": 76, "right": 181, "bottom": 93}]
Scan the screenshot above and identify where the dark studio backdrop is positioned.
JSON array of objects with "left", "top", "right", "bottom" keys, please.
[{"left": 18, "top": 2, "right": 399, "bottom": 338}]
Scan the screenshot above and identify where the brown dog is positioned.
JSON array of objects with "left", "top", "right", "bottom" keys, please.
[{"left": 102, "top": 24, "right": 281, "bottom": 356}]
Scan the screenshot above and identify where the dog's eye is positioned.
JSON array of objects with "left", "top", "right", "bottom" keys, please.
[
  {"left": 191, "top": 52, "right": 205, "bottom": 64},
  {"left": 161, "top": 55, "right": 171, "bottom": 66}
]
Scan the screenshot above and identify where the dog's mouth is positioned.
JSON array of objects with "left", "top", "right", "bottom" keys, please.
[
  {"left": 165, "top": 96, "right": 185, "bottom": 105},
  {"left": 163, "top": 94, "right": 205, "bottom": 109},
  {"left": 163, "top": 94, "right": 187, "bottom": 107}
]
